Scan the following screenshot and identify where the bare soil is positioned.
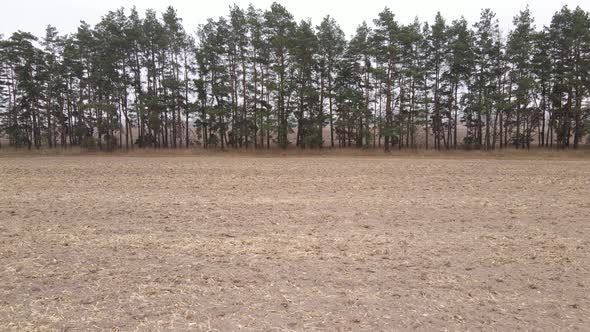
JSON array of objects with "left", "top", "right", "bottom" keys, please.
[{"left": 1, "top": 155, "right": 589, "bottom": 331}]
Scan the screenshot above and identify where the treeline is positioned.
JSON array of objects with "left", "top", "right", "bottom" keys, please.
[{"left": 0, "top": 4, "right": 589, "bottom": 151}]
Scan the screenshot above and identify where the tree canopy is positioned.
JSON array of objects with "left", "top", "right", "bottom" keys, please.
[{"left": 1, "top": 4, "right": 589, "bottom": 150}]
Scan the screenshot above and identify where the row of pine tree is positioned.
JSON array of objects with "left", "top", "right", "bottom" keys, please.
[{"left": 0, "top": 4, "right": 588, "bottom": 150}]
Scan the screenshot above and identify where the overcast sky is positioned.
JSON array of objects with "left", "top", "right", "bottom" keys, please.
[{"left": 1, "top": 0, "right": 588, "bottom": 39}]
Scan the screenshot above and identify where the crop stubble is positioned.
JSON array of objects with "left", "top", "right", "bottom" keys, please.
[{"left": 0, "top": 156, "right": 589, "bottom": 330}]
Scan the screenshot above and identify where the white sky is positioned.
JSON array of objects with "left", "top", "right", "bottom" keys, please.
[{"left": 1, "top": 0, "right": 588, "bottom": 39}]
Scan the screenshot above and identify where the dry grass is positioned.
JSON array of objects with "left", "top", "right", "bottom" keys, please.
[
  {"left": 1, "top": 145, "right": 589, "bottom": 160},
  {"left": 0, "top": 155, "right": 589, "bottom": 330}
]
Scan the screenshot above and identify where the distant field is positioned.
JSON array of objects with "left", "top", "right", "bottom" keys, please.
[{"left": 1, "top": 156, "right": 589, "bottom": 330}]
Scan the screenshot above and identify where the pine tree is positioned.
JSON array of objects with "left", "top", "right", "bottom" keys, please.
[
  {"left": 373, "top": 8, "right": 399, "bottom": 152},
  {"left": 264, "top": 3, "right": 296, "bottom": 149},
  {"left": 428, "top": 13, "right": 448, "bottom": 149},
  {"left": 317, "top": 16, "right": 346, "bottom": 148},
  {"left": 507, "top": 7, "right": 535, "bottom": 149}
]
